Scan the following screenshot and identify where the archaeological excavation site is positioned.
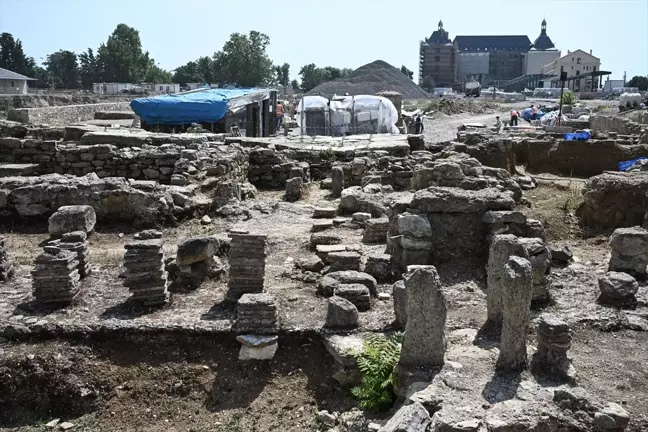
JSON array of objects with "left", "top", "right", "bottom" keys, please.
[{"left": 1, "top": 91, "right": 648, "bottom": 432}]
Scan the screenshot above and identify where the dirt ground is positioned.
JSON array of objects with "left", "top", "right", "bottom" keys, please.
[{"left": 2, "top": 158, "right": 648, "bottom": 430}]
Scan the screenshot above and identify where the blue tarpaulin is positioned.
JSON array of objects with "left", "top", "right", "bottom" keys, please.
[
  {"left": 618, "top": 157, "right": 647, "bottom": 171},
  {"left": 130, "top": 88, "right": 264, "bottom": 125},
  {"left": 521, "top": 107, "right": 545, "bottom": 121}
]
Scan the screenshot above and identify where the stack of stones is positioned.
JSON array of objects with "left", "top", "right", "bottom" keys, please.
[
  {"left": 226, "top": 233, "right": 267, "bottom": 303},
  {"left": 362, "top": 217, "right": 390, "bottom": 244},
  {"left": 123, "top": 230, "right": 168, "bottom": 306},
  {"left": 534, "top": 313, "right": 576, "bottom": 383},
  {"left": 234, "top": 293, "right": 279, "bottom": 333},
  {"left": 335, "top": 284, "right": 371, "bottom": 311},
  {"left": 49, "top": 231, "right": 90, "bottom": 278},
  {"left": 0, "top": 236, "right": 14, "bottom": 281},
  {"left": 32, "top": 246, "right": 80, "bottom": 304}
]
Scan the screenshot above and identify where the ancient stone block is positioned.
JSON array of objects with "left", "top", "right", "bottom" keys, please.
[
  {"left": 334, "top": 284, "right": 371, "bottom": 311},
  {"left": 486, "top": 234, "right": 529, "bottom": 329},
  {"left": 122, "top": 234, "right": 168, "bottom": 306},
  {"left": 226, "top": 233, "right": 266, "bottom": 302},
  {"left": 317, "top": 270, "right": 378, "bottom": 297},
  {"left": 235, "top": 293, "right": 278, "bottom": 333},
  {"left": 608, "top": 226, "right": 648, "bottom": 278},
  {"left": 48, "top": 205, "right": 96, "bottom": 238},
  {"left": 285, "top": 177, "right": 303, "bottom": 202},
  {"left": 598, "top": 271, "right": 639, "bottom": 305},
  {"left": 332, "top": 166, "right": 344, "bottom": 197},
  {"left": 393, "top": 280, "right": 407, "bottom": 329},
  {"left": 313, "top": 207, "right": 336, "bottom": 218},
  {"left": 364, "top": 254, "right": 392, "bottom": 282},
  {"left": 32, "top": 246, "right": 80, "bottom": 304},
  {"left": 325, "top": 296, "right": 359, "bottom": 329},
  {"left": 363, "top": 217, "right": 390, "bottom": 244},
  {"left": 327, "top": 251, "right": 361, "bottom": 272},
  {"left": 496, "top": 256, "right": 533, "bottom": 372},
  {"left": 397, "top": 265, "right": 446, "bottom": 388},
  {"left": 533, "top": 313, "right": 575, "bottom": 383},
  {"left": 518, "top": 237, "right": 552, "bottom": 302}
]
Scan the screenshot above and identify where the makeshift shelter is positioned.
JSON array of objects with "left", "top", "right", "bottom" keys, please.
[
  {"left": 130, "top": 88, "right": 277, "bottom": 136},
  {"left": 296, "top": 95, "right": 399, "bottom": 136}
]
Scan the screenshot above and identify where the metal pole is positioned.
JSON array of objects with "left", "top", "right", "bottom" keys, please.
[
  {"left": 300, "top": 98, "right": 304, "bottom": 137},
  {"left": 558, "top": 67, "right": 565, "bottom": 127}
]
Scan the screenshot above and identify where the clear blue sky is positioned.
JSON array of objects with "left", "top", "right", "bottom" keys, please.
[{"left": 0, "top": 0, "right": 646, "bottom": 81}]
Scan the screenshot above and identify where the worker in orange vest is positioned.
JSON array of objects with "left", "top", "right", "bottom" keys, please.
[{"left": 276, "top": 102, "right": 284, "bottom": 130}]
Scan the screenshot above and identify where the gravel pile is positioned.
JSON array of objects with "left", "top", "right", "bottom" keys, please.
[{"left": 306, "top": 60, "right": 430, "bottom": 99}]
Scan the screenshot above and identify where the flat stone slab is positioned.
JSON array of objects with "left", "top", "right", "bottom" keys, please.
[
  {"left": 236, "top": 334, "right": 279, "bottom": 347},
  {"left": 322, "top": 334, "right": 365, "bottom": 367}
]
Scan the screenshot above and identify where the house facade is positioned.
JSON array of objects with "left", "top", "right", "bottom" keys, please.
[
  {"left": 0, "top": 67, "right": 36, "bottom": 94},
  {"left": 542, "top": 49, "right": 601, "bottom": 91}
]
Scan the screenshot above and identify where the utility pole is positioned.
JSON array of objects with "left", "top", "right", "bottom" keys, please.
[
  {"left": 623, "top": 71, "right": 627, "bottom": 87},
  {"left": 557, "top": 67, "right": 567, "bottom": 127}
]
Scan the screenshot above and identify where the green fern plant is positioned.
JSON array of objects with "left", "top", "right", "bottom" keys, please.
[{"left": 351, "top": 333, "right": 402, "bottom": 412}]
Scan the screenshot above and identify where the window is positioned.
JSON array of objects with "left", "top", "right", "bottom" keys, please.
[
  {"left": 577, "top": 58, "right": 581, "bottom": 64},
  {"left": 10, "top": 81, "right": 14, "bottom": 87},
  {"left": 435, "top": 56, "right": 440, "bottom": 62},
  {"left": 571, "top": 66, "right": 574, "bottom": 70},
  {"left": 159, "top": 86, "right": 163, "bottom": 91},
  {"left": 593, "top": 66, "right": 596, "bottom": 71},
  {"left": 572, "top": 57, "right": 574, "bottom": 62}
]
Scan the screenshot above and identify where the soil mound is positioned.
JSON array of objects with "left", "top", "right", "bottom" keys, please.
[{"left": 306, "top": 60, "right": 430, "bottom": 99}]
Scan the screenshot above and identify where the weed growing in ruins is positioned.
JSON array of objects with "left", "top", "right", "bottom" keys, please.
[
  {"left": 351, "top": 333, "right": 402, "bottom": 412},
  {"left": 558, "top": 90, "right": 577, "bottom": 106},
  {"left": 319, "top": 147, "right": 336, "bottom": 162},
  {"left": 562, "top": 178, "right": 583, "bottom": 214}
]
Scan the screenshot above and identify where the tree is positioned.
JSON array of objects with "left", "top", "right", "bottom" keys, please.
[
  {"left": 44, "top": 50, "right": 80, "bottom": 89},
  {"left": 96, "top": 24, "right": 153, "bottom": 83},
  {"left": 275, "top": 62, "right": 290, "bottom": 86},
  {"left": 211, "top": 31, "right": 274, "bottom": 87},
  {"left": 628, "top": 75, "right": 648, "bottom": 91},
  {"left": 421, "top": 76, "right": 435, "bottom": 92},
  {"left": 0, "top": 32, "right": 36, "bottom": 77},
  {"left": 145, "top": 64, "right": 172, "bottom": 83},
  {"left": 400, "top": 65, "right": 414, "bottom": 80},
  {"left": 299, "top": 63, "right": 322, "bottom": 92},
  {"left": 78, "top": 48, "right": 101, "bottom": 89},
  {"left": 290, "top": 79, "right": 299, "bottom": 92}
]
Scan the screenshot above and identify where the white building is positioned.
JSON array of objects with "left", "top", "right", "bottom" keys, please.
[
  {"left": 542, "top": 49, "right": 602, "bottom": 91},
  {"left": 93, "top": 82, "right": 180, "bottom": 95},
  {"left": 0, "top": 67, "right": 36, "bottom": 94},
  {"left": 524, "top": 49, "right": 561, "bottom": 76}
]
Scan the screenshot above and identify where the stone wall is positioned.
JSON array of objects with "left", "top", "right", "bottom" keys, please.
[
  {"left": 590, "top": 114, "right": 647, "bottom": 141},
  {"left": 0, "top": 138, "right": 248, "bottom": 184},
  {"left": 577, "top": 171, "right": 648, "bottom": 230},
  {"left": 7, "top": 102, "right": 133, "bottom": 126},
  {"left": 0, "top": 173, "right": 210, "bottom": 224}
]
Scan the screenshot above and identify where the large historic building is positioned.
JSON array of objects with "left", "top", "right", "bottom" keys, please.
[
  {"left": 418, "top": 21, "right": 457, "bottom": 88},
  {"left": 419, "top": 20, "right": 562, "bottom": 86}
]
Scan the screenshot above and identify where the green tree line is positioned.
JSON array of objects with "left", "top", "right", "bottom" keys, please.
[{"left": 2, "top": 26, "right": 421, "bottom": 93}]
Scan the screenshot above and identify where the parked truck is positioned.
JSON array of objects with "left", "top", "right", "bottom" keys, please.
[{"left": 465, "top": 80, "right": 481, "bottom": 97}]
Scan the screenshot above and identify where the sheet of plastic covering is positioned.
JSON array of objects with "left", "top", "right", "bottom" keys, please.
[
  {"left": 296, "top": 95, "right": 398, "bottom": 135},
  {"left": 130, "top": 88, "right": 270, "bottom": 125}
]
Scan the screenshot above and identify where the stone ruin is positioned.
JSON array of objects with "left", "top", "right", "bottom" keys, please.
[
  {"left": 225, "top": 233, "right": 267, "bottom": 304},
  {"left": 122, "top": 230, "right": 168, "bottom": 306},
  {"left": 1, "top": 111, "right": 646, "bottom": 431},
  {"left": 32, "top": 245, "right": 81, "bottom": 305}
]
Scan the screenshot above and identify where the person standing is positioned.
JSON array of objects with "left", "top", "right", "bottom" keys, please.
[
  {"left": 414, "top": 114, "right": 424, "bottom": 134},
  {"left": 276, "top": 101, "right": 284, "bottom": 130},
  {"left": 510, "top": 109, "right": 519, "bottom": 126}
]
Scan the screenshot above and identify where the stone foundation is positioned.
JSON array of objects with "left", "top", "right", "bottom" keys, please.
[{"left": 8, "top": 102, "right": 133, "bottom": 126}]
